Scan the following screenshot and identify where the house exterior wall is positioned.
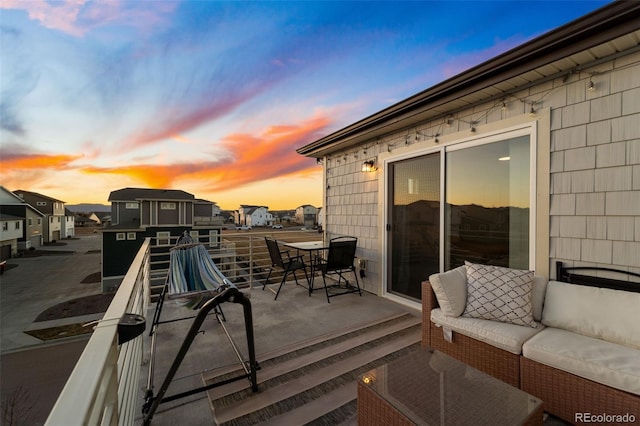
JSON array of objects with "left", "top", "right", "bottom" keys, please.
[
  {"left": 1, "top": 218, "right": 22, "bottom": 257},
  {"left": 103, "top": 189, "right": 222, "bottom": 291},
  {"left": 0, "top": 205, "right": 44, "bottom": 249},
  {"left": 113, "top": 202, "right": 141, "bottom": 227},
  {"left": 295, "top": 205, "right": 318, "bottom": 226},
  {"left": 24, "top": 209, "right": 44, "bottom": 248},
  {"left": 62, "top": 215, "right": 75, "bottom": 238},
  {"left": 248, "top": 207, "right": 273, "bottom": 227},
  {"left": 47, "top": 213, "right": 63, "bottom": 242},
  {"left": 321, "top": 48, "right": 640, "bottom": 298}
]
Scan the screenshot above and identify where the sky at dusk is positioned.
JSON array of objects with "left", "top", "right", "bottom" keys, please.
[{"left": 1, "top": 0, "right": 611, "bottom": 210}]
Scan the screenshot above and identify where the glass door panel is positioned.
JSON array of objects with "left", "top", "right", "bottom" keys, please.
[
  {"left": 387, "top": 153, "right": 440, "bottom": 300},
  {"left": 445, "top": 136, "right": 530, "bottom": 270}
]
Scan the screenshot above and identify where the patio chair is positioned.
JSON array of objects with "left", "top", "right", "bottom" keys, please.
[
  {"left": 263, "top": 237, "right": 310, "bottom": 300},
  {"left": 315, "top": 236, "right": 362, "bottom": 303}
]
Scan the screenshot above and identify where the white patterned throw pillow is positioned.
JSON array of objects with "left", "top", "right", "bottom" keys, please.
[{"left": 463, "top": 261, "right": 536, "bottom": 327}]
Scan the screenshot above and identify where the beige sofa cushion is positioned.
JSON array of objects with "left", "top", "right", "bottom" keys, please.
[
  {"left": 542, "top": 281, "right": 640, "bottom": 350},
  {"left": 431, "top": 308, "right": 544, "bottom": 355},
  {"left": 523, "top": 328, "right": 640, "bottom": 396},
  {"left": 429, "top": 265, "right": 467, "bottom": 317},
  {"left": 463, "top": 262, "right": 536, "bottom": 327},
  {"left": 531, "top": 275, "right": 548, "bottom": 322}
]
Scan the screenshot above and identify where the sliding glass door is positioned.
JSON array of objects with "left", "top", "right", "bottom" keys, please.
[
  {"left": 387, "top": 153, "right": 441, "bottom": 300},
  {"left": 385, "top": 132, "right": 532, "bottom": 302}
]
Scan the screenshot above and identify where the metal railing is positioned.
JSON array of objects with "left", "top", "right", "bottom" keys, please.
[
  {"left": 46, "top": 238, "right": 151, "bottom": 426},
  {"left": 148, "top": 229, "right": 323, "bottom": 291},
  {"left": 46, "top": 229, "right": 321, "bottom": 425}
]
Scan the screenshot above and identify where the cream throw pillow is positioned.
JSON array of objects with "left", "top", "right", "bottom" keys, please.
[
  {"left": 463, "top": 261, "right": 536, "bottom": 327},
  {"left": 429, "top": 265, "right": 467, "bottom": 317}
]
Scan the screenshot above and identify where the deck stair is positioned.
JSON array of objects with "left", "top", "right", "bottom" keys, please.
[{"left": 202, "top": 312, "right": 421, "bottom": 425}]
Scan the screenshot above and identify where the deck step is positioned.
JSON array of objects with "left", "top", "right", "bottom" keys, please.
[
  {"left": 203, "top": 313, "right": 421, "bottom": 425},
  {"left": 257, "top": 382, "right": 356, "bottom": 426},
  {"left": 202, "top": 311, "right": 414, "bottom": 383},
  {"left": 205, "top": 314, "right": 420, "bottom": 401}
]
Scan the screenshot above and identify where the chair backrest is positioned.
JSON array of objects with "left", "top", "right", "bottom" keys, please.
[
  {"left": 265, "top": 237, "right": 285, "bottom": 269},
  {"left": 326, "top": 236, "right": 357, "bottom": 271}
]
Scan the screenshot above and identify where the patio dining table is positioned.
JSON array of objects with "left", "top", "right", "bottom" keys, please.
[{"left": 282, "top": 240, "right": 328, "bottom": 293}]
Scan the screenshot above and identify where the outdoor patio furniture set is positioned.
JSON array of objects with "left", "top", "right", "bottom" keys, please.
[
  {"left": 422, "top": 261, "right": 640, "bottom": 424},
  {"left": 263, "top": 236, "right": 362, "bottom": 303}
]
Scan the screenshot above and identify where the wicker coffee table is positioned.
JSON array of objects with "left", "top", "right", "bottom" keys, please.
[{"left": 358, "top": 348, "right": 543, "bottom": 425}]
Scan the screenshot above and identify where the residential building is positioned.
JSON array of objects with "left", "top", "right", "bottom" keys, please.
[
  {"left": 0, "top": 186, "right": 46, "bottom": 253},
  {"left": 89, "top": 211, "right": 111, "bottom": 226},
  {"left": 0, "top": 213, "right": 22, "bottom": 259},
  {"left": 194, "top": 198, "right": 222, "bottom": 225},
  {"left": 236, "top": 205, "right": 273, "bottom": 227},
  {"left": 102, "top": 187, "right": 223, "bottom": 291},
  {"left": 297, "top": 2, "right": 640, "bottom": 309},
  {"left": 0, "top": 186, "right": 45, "bottom": 251},
  {"left": 295, "top": 204, "right": 318, "bottom": 227},
  {"left": 62, "top": 208, "right": 75, "bottom": 238},
  {"left": 12, "top": 190, "right": 64, "bottom": 243},
  {"left": 74, "top": 215, "right": 98, "bottom": 227},
  {"left": 317, "top": 207, "right": 324, "bottom": 229}
]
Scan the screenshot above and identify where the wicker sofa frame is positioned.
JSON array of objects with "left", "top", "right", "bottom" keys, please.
[
  {"left": 421, "top": 279, "right": 522, "bottom": 387},
  {"left": 422, "top": 262, "right": 640, "bottom": 424}
]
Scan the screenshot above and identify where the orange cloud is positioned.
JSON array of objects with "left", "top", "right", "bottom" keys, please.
[
  {"left": 1, "top": 152, "right": 83, "bottom": 170},
  {"left": 81, "top": 115, "right": 331, "bottom": 191}
]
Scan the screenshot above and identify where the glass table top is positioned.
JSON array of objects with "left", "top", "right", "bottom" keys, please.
[{"left": 359, "top": 348, "right": 542, "bottom": 426}]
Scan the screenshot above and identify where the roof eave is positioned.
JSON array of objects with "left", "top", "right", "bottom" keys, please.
[{"left": 297, "top": 1, "right": 640, "bottom": 157}]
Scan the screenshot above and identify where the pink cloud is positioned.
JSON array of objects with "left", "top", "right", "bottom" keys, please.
[{"left": 1, "top": 0, "right": 176, "bottom": 37}]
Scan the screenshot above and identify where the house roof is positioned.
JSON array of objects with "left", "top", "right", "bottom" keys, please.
[
  {"left": 298, "top": 1, "right": 640, "bottom": 157},
  {"left": 194, "top": 198, "right": 218, "bottom": 205},
  {"left": 13, "top": 190, "right": 65, "bottom": 204},
  {"left": 108, "top": 188, "right": 195, "bottom": 202},
  {"left": 93, "top": 212, "right": 111, "bottom": 220},
  {"left": 0, "top": 213, "right": 23, "bottom": 221},
  {"left": 75, "top": 216, "right": 98, "bottom": 224}
]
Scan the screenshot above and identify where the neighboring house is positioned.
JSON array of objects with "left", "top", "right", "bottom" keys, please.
[
  {"left": 295, "top": 205, "right": 318, "bottom": 227},
  {"left": 194, "top": 199, "right": 223, "bottom": 226},
  {"left": 237, "top": 205, "right": 273, "bottom": 227},
  {"left": 102, "top": 187, "right": 223, "bottom": 292},
  {"left": 0, "top": 186, "right": 45, "bottom": 251},
  {"left": 13, "top": 190, "right": 65, "bottom": 243},
  {"left": 89, "top": 211, "right": 111, "bottom": 226},
  {"left": 297, "top": 2, "right": 640, "bottom": 307},
  {"left": 63, "top": 208, "right": 75, "bottom": 238},
  {"left": 0, "top": 186, "right": 46, "bottom": 252},
  {"left": 75, "top": 215, "right": 98, "bottom": 227},
  {"left": 316, "top": 207, "right": 324, "bottom": 229},
  {"left": 0, "top": 213, "right": 22, "bottom": 260}
]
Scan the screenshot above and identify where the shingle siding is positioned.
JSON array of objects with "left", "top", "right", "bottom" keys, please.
[{"left": 317, "top": 28, "right": 640, "bottom": 289}]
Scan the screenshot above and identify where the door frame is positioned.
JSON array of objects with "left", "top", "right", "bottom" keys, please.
[{"left": 378, "top": 119, "right": 544, "bottom": 309}]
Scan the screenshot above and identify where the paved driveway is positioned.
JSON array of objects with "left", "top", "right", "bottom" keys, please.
[
  {"left": 0, "top": 235, "right": 102, "bottom": 352},
  {"left": 1, "top": 235, "right": 102, "bottom": 424}
]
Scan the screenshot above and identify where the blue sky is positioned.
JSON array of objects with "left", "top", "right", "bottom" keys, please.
[{"left": 0, "top": 0, "right": 611, "bottom": 209}]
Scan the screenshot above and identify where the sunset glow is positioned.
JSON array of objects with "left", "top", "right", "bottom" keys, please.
[{"left": 0, "top": 1, "right": 610, "bottom": 209}]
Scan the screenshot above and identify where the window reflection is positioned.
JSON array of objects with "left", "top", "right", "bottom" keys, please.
[{"left": 445, "top": 136, "right": 530, "bottom": 270}]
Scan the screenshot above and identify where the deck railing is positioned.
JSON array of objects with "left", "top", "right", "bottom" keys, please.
[
  {"left": 46, "top": 229, "right": 321, "bottom": 425},
  {"left": 46, "top": 238, "right": 151, "bottom": 426}
]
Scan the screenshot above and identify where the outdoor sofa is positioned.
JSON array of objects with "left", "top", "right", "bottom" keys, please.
[{"left": 422, "top": 261, "right": 640, "bottom": 424}]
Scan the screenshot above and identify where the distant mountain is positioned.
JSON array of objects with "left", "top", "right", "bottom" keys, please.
[{"left": 66, "top": 203, "right": 111, "bottom": 213}]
